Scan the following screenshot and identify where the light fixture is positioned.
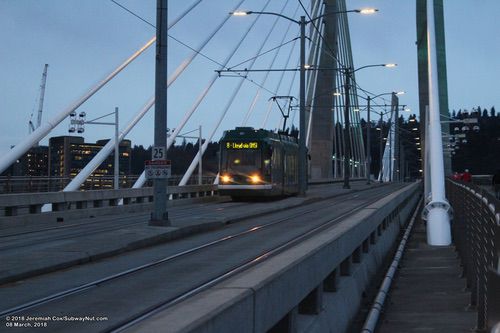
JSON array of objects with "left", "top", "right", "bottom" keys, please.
[
  {"left": 384, "top": 63, "right": 397, "bottom": 68},
  {"left": 333, "top": 91, "right": 341, "bottom": 96},
  {"left": 230, "top": 11, "right": 249, "bottom": 16},
  {"left": 356, "top": 8, "right": 379, "bottom": 14},
  {"left": 395, "top": 91, "right": 405, "bottom": 95}
]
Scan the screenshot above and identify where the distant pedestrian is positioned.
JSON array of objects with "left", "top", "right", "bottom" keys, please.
[
  {"left": 492, "top": 169, "right": 500, "bottom": 199},
  {"left": 462, "top": 169, "right": 472, "bottom": 182}
]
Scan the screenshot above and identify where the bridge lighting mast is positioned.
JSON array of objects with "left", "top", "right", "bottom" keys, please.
[
  {"left": 422, "top": 0, "right": 451, "bottom": 245},
  {"left": 230, "top": 7, "right": 378, "bottom": 195},
  {"left": 151, "top": 0, "right": 170, "bottom": 225}
]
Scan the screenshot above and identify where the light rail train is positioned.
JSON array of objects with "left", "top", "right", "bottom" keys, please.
[{"left": 218, "top": 127, "right": 299, "bottom": 198}]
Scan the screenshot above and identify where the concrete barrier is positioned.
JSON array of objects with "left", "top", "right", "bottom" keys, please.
[
  {"left": 0, "top": 185, "right": 218, "bottom": 224},
  {"left": 127, "top": 182, "right": 421, "bottom": 333}
]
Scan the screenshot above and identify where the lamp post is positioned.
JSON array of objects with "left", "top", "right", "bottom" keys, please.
[
  {"left": 231, "top": 8, "right": 378, "bottom": 196},
  {"left": 68, "top": 108, "right": 120, "bottom": 189},
  {"left": 362, "top": 91, "right": 404, "bottom": 184},
  {"left": 340, "top": 64, "right": 397, "bottom": 189}
]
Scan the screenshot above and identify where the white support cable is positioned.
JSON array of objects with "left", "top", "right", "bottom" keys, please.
[
  {"left": 262, "top": 100, "right": 275, "bottom": 129},
  {"left": 0, "top": 37, "right": 155, "bottom": 175},
  {"left": 133, "top": 0, "right": 274, "bottom": 188},
  {"left": 168, "top": 0, "right": 246, "bottom": 89},
  {"left": 285, "top": 57, "right": 300, "bottom": 126},
  {"left": 241, "top": 1, "right": 297, "bottom": 126},
  {"left": 0, "top": 1, "right": 203, "bottom": 176},
  {"left": 305, "top": 7, "right": 325, "bottom": 148},
  {"left": 179, "top": 1, "right": 282, "bottom": 186},
  {"left": 263, "top": 33, "right": 299, "bottom": 129},
  {"left": 64, "top": 97, "right": 154, "bottom": 191},
  {"left": 67, "top": 23, "right": 221, "bottom": 192}
]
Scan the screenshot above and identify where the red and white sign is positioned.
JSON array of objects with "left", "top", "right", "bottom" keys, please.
[{"left": 145, "top": 159, "right": 171, "bottom": 179}]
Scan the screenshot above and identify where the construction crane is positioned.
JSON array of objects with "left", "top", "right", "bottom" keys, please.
[{"left": 28, "top": 64, "right": 49, "bottom": 134}]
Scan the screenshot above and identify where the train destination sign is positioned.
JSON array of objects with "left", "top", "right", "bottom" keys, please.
[{"left": 225, "top": 142, "right": 259, "bottom": 149}]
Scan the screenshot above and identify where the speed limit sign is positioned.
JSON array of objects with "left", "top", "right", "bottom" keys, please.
[{"left": 152, "top": 146, "right": 165, "bottom": 160}]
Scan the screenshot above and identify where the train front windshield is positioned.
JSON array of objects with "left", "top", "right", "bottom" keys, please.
[{"left": 222, "top": 149, "right": 261, "bottom": 174}]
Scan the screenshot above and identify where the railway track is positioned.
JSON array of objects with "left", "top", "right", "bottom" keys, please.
[{"left": 0, "top": 184, "right": 404, "bottom": 333}]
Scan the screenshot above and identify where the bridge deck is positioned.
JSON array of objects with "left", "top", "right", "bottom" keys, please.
[
  {"left": 0, "top": 181, "right": 385, "bottom": 285},
  {"left": 377, "top": 216, "right": 476, "bottom": 332}
]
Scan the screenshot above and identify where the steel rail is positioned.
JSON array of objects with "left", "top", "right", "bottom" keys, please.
[
  {"left": 0, "top": 185, "right": 395, "bottom": 319},
  {"left": 109, "top": 186, "right": 403, "bottom": 332}
]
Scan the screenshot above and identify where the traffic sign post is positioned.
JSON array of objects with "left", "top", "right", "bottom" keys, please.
[{"left": 145, "top": 160, "right": 171, "bottom": 180}]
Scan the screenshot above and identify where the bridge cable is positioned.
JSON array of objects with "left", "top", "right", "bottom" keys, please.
[
  {"left": 133, "top": 0, "right": 275, "bottom": 188},
  {"left": 242, "top": 0, "right": 298, "bottom": 126},
  {"left": 179, "top": 0, "right": 288, "bottom": 186}
]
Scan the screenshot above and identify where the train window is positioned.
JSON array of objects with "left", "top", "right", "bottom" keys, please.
[{"left": 225, "top": 150, "right": 261, "bottom": 173}]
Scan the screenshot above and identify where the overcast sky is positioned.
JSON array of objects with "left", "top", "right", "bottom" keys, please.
[{"left": 0, "top": 0, "right": 499, "bottom": 157}]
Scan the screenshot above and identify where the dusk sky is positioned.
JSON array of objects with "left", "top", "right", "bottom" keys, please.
[{"left": 0, "top": 0, "right": 499, "bottom": 157}]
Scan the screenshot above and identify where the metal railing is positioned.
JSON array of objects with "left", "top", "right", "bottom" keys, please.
[{"left": 446, "top": 179, "right": 500, "bottom": 332}]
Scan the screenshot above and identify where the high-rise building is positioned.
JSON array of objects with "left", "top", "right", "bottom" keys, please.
[{"left": 48, "top": 136, "right": 132, "bottom": 189}]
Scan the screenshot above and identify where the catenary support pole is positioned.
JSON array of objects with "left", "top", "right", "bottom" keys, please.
[
  {"left": 392, "top": 92, "right": 401, "bottom": 182},
  {"left": 114, "top": 107, "right": 119, "bottom": 190},
  {"left": 151, "top": 0, "right": 169, "bottom": 225},
  {"left": 343, "top": 69, "right": 351, "bottom": 189},
  {"left": 198, "top": 125, "right": 202, "bottom": 185},
  {"left": 422, "top": 0, "right": 451, "bottom": 245},
  {"left": 366, "top": 96, "right": 371, "bottom": 184},
  {"left": 379, "top": 112, "right": 383, "bottom": 182},
  {"left": 298, "top": 16, "right": 307, "bottom": 196}
]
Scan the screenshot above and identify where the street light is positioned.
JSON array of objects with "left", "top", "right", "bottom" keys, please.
[
  {"left": 340, "top": 64, "right": 397, "bottom": 189},
  {"left": 231, "top": 7, "right": 378, "bottom": 196},
  {"left": 68, "top": 108, "right": 120, "bottom": 189},
  {"left": 361, "top": 91, "right": 404, "bottom": 184}
]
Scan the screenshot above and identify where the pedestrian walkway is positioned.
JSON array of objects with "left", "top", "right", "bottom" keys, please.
[{"left": 378, "top": 217, "right": 476, "bottom": 332}]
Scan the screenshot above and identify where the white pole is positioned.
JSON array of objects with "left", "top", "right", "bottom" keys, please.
[
  {"left": 0, "top": 37, "right": 155, "bottom": 175},
  {"left": 64, "top": 97, "right": 154, "bottom": 192},
  {"left": 198, "top": 125, "right": 202, "bottom": 185},
  {"left": 114, "top": 107, "right": 119, "bottom": 190},
  {"left": 423, "top": 0, "right": 451, "bottom": 246},
  {"left": 424, "top": 105, "right": 431, "bottom": 202}
]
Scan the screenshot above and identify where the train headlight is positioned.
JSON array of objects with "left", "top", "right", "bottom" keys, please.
[
  {"left": 249, "top": 174, "right": 261, "bottom": 183},
  {"left": 221, "top": 174, "right": 232, "bottom": 183}
]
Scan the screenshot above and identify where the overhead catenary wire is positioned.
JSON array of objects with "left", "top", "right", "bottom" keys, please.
[
  {"left": 179, "top": 0, "right": 285, "bottom": 186},
  {"left": 242, "top": 0, "right": 298, "bottom": 126},
  {"left": 0, "top": 0, "right": 202, "bottom": 176},
  {"left": 133, "top": 0, "right": 276, "bottom": 188}
]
